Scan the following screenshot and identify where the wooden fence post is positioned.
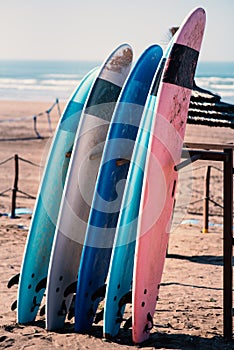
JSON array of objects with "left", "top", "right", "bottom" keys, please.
[
  {"left": 203, "top": 165, "right": 211, "bottom": 233},
  {"left": 11, "top": 154, "right": 19, "bottom": 218},
  {"left": 223, "top": 148, "right": 233, "bottom": 340}
]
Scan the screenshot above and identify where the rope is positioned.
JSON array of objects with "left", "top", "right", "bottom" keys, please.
[
  {"left": 0, "top": 188, "right": 11, "bottom": 196},
  {"left": 0, "top": 115, "right": 34, "bottom": 123},
  {"left": 209, "top": 198, "right": 223, "bottom": 209},
  {"left": 0, "top": 155, "right": 41, "bottom": 168},
  {"left": 17, "top": 190, "right": 36, "bottom": 200},
  {"left": 180, "top": 165, "right": 206, "bottom": 174},
  {"left": 176, "top": 198, "right": 203, "bottom": 208},
  {"left": 0, "top": 156, "right": 14, "bottom": 166},
  {"left": 0, "top": 100, "right": 59, "bottom": 124},
  {"left": 18, "top": 156, "right": 41, "bottom": 168},
  {"left": 211, "top": 165, "right": 223, "bottom": 173},
  {"left": 0, "top": 99, "right": 60, "bottom": 139},
  {"left": 46, "top": 99, "right": 58, "bottom": 114}
]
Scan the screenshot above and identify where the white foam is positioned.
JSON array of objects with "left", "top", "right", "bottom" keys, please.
[
  {"left": 195, "top": 76, "right": 234, "bottom": 103},
  {"left": 43, "top": 73, "right": 81, "bottom": 79}
]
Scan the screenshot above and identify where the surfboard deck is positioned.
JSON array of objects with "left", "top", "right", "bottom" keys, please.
[
  {"left": 103, "top": 46, "right": 164, "bottom": 339},
  {"left": 74, "top": 45, "right": 162, "bottom": 333},
  {"left": 132, "top": 7, "right": 206, "bottom": 343},
  {"left": 16, "top": 67, "right": 98, "bottom": 324},
  {"left": 46, "top": 44, "right": 133, "bottom": 331}
]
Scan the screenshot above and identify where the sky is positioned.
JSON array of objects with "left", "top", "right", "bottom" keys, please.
[{"left": 1, "top": 0, "right": 233, "bottom": 62}]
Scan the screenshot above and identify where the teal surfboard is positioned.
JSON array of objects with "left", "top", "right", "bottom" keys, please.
[
  {"left": 16, "top": 67, "right": 98, "bottom": 324},
  {"left": 75, "top": 45, "right": 163, "bottom": 333}
]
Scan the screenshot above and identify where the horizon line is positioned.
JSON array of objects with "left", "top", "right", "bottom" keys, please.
[{"left": 0, "top": 58, "right": 234, "bottom": 64}]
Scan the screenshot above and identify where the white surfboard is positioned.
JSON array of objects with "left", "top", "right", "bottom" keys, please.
[{"left": 46, "top": 44, "right": 133, "bottom": 330}]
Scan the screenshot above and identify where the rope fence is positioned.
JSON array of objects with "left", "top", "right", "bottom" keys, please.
[
  {"left": 18, "top": 156, "right": 41, "bottom": 168},
  {"left": 175, "top": 161, "right": 234, "bottom": 232},
  {"left": 0, "top": 154, "right": 41, "bottom": 218},
  {"left": 0, "top": 98, "right": 61, "bottom": 139},
  {"left": 0, "top": 151, "right": 233, "bottom": 226}
]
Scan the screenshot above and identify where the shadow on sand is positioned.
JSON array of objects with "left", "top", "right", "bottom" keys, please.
[
  {"left": 167, "top": 253, "right": 234, "bottom": 267},
  {"left": 20, "top": 321, "right": 232, "bottom": 350}
]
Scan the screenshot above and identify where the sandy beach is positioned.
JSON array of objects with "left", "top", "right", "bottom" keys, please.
[{"left": 0, "top": 100, "right": 233, "bottom": 350}]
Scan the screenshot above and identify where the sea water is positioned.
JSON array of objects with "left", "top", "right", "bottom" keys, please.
[
  {"left": 0, "top": 60, "right": 233, "bottom": 104},
  {"left": 0, "top": 60, "right": 99, "bottom": 102},
  {"left": 196, "top": 61, "right": 234, "bottom": 104}
]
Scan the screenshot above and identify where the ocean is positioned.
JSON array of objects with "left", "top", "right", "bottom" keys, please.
[{"left": 0, "top": 60, "right": 234, "bottom": 104}]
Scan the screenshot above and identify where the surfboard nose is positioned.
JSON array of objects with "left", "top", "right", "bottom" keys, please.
[
  {"left": 101, "top": 44, "right": 133, "bottom": 87},
  {"left": 175, "top": 7, "right": 206, "bottom": 52}
]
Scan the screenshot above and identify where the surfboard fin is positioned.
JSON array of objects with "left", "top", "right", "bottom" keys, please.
[
  {"left": 67, "top": 296, "right": 76, "bottom": 320},
  {"left": 64, "top": 281, "right": 77, "bottom": 297},
  {"left": 39, "top": 304, "right": 46, "bottom": 317},
  {"left": 11, "top": 300, "right": 17, "bottom": 311},
  {"left": 94, "top": 309, "right": 104, "bottom": 324},
  {"left": 30, "top": 296, "right": 41, "bottom": 313},
  {"left": 58, "top": 300, "right": 68, "bottom": 316},
  {"left": 91, "top": 284, "right": 106, "bottom": 301},
  {"left": 67, "top": 308, "right": 74, "bottom": 320},
  {"left": 7, "top": 273, "right": 20, "bottom": 288},
  {"left": 143, "top": 312, "right": 154, "bottom": 333},
  {"left": 123, "top": 316, "right": 132, "bottom": 330},
  {"left": 116, "top": 290, "right": 132, "bottom": 323},
  {"left": 118, "top": 291, "right": 132, "bottom": 309},
  {"left": 60, "top": 295, "right": 76, "bottom": 320},
  {"left": 35, "top": 277, "right": 47, "bottom": 293}
]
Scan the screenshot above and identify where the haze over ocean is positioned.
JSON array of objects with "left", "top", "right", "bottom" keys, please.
[{"left": 0, "top": 60, "right": 233, "bottom": 104}]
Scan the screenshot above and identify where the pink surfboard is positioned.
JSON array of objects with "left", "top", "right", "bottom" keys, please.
[{"left": 132, "top": 7, "right": 206, "bottom": 343}]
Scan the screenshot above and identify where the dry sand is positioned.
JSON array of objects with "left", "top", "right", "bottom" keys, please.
[{"left": 0, "top": 100, "right": 233, "bottom": 349}]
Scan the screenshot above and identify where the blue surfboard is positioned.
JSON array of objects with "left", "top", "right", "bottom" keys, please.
[
  {"left": 75, "top": 45, "right": 163, "bottom": 333},
  {"left": 16, "top": 67, "right": 98, "bottom": 324},
  {"left": 103, "top": 51, "right": 169, "bottom": 338}
]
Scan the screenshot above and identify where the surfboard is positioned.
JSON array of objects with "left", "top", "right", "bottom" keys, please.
[
  {"left": 74, "top": 44, "right": 162, "bottom": 333},
  {"left": 16, "top": 67, "right": 98, "bottom": 324},
  {"left": 103, "top": 45, "right": 165, "bottom": 339},
  {"left": 132, "top": 7, "right": 206, "bottom": 343},
  {"left": 46, "top": 44, "right": 133, "bottom": 331}
]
